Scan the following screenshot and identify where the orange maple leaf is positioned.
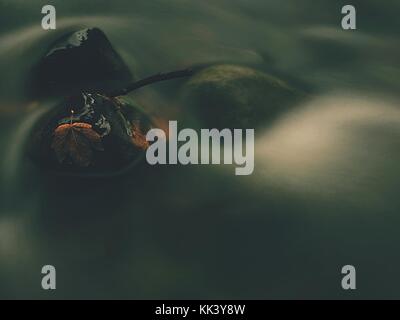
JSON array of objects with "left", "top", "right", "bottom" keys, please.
[
  {"left": 131, "top": 122, "right": 149, "bottom": 150},
  {"left": 51, "top": 122, "right": 104, "bottom": 167}
]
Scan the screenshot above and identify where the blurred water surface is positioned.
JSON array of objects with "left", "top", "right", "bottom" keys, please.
[{"left": 0, "top": 0, "right": 400, "bottom": 299}]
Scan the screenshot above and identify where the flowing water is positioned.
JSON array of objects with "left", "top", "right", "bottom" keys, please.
[{"left": 0, "top": 0, "right": 400, "bottom": 298}]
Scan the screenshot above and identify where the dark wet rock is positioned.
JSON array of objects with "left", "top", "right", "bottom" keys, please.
[
  {"left": 28, "top": 93, "right": 152, "bottom": 177},
  {"left": 180, "top": 64, "right": 306, "bottom": 129},
  {"left": 29, "top": 28, "right": 133, "bottom": 99}
]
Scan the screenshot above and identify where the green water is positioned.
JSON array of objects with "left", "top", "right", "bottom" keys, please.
[{"left": 0, "top": 0, "right": 400, "bottom": 299}]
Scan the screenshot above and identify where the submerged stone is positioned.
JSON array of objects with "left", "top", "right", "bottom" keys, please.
[
  {"left": 29, "top": 28, "right": 133, "bottom": 98},
  {"left": 180, "top": 64, "right": 306, "bottom": 129},
  {"left": 28, "top": 93, "right": 153, "bottom": 176}
]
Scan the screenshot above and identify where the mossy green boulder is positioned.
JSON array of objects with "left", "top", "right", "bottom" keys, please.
[{"left": 181, "top": 64, "right": 305, "bottom": 129}]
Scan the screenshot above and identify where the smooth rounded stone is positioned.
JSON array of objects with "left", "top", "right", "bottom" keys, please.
[
  {"left": 180, "top": 64, "right": 305, "bottom": 129},
  {"left": 29, "top": 28, "right": 133, "bottom": 99},
  {"left": 28, "top": 93, "right": 152, "bottom": 177}
]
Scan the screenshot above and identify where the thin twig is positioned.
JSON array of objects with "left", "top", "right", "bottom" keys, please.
[{"left": 110, "top": 68, "right": 194, "bottom": 97}]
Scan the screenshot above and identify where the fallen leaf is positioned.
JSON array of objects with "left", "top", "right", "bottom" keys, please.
[
  {"left": 131, "top": 122, "right": 149, "bottom": 150},
  {"left": 51, "top": 122, "right": 104, "bottom": 167}
]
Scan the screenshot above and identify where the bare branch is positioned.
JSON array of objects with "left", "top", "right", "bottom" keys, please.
[{"left": 110, "top": 68, "right": 194, "bottom": 97}]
